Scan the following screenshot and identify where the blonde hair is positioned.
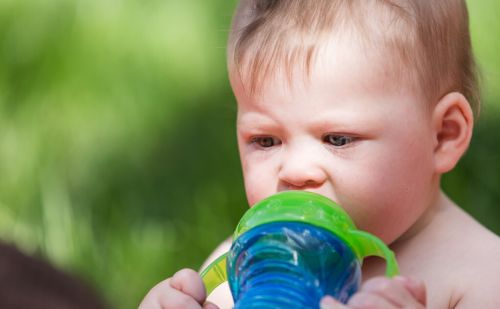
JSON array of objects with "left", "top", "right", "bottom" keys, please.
[{"left": 228, "top": 0, "right": 480, "bottom": 116}]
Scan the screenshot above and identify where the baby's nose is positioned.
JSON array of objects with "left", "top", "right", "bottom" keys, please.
[{"left": 278, "top": 150, "right": 327, "bottom": 189}]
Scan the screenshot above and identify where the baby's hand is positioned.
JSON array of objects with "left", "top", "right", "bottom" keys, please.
[
  {"left": 139, "top": 268, "right": 219, "bottom": 309},
  {"left": 320, "top": 276, "right": 426, "bottom": 309}
]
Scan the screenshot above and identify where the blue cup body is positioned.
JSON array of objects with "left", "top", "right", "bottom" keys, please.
[{"left": 227, "top": 222, "right": 361, "bottom": 308}]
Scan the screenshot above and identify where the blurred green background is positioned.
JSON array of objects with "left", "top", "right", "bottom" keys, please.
[{"left": 0, "top": 0, "right": 498, "bottom": 308}]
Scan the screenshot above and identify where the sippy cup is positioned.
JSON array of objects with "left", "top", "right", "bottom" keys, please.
[{"left": 200, "top": 191, "right": 399, "bottom": 308}]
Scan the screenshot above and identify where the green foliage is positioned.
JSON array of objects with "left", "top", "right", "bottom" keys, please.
[{"left": 0, "top": 1, "right": 498, "bottom": 308}]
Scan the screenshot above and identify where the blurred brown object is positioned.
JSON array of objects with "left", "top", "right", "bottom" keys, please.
[{"left": 0, "top": 241, "right": 108, "bottom": 309}]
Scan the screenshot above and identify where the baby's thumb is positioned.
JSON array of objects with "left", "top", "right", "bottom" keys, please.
[
  {"left": 170, "top": 268, "right": 207, "bottom": 304},
  {"left": 320, "top": 296, "right": 349, "bottom": 309}
]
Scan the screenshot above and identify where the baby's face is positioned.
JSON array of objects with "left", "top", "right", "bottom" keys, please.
[{"left": 232, "top": 38, "right": 438, "bottom": 244}]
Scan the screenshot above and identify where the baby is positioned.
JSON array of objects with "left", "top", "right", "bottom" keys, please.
[{"left": 140, "top": 0, "right": 500, "bottom": 308}]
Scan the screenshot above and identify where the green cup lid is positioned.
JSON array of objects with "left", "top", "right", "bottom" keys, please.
[
  {"left": 200, "top": 190, "right": 399, "bottom": 295},
  {"left": 234, "top": 190, "right": 355, "bottom": 240}
]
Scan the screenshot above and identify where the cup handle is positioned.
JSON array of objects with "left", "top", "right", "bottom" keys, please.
[
  {"left": 199, "top": 252, "right": 229, "bottom": 295},
  {"left": 348, "top": 230, "right": 399, "bottom": 277}
]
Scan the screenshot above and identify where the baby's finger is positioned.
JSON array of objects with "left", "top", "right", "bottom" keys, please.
[
  {"left": 202, "top": 301, "right": 220, "bottom": 309},
  {"left": 394, "top": 276, "right": 427, "bottom": 305},
  {"left": 361, "top": 277, "right": 416, "bottom": 306},
  {"left": 155, "top": 283, "right": 204, "bottom": 309},
  {"left": 347, "top": 291, "right": 396, "bottom": 309},
  {"left": 319, "top": 295, "right": 349, "bottom": 309},
  {"left": 138, "top": 278, "right": 203, "bottom": 309},
  {"left": 169, "top": 269, "right": 207, "bottom": 304}
]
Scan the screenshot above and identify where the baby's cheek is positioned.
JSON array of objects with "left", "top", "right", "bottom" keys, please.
[
  {"left": 366, "top": 186, "right": 427, "bottom": 242},
  {"left": 334, "top": 172, "right": 413, "bottom": 242},
  {"left": 243, "top": 174, "right": 273, "bottom": 207}
]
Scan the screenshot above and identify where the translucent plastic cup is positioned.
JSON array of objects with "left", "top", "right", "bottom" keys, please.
[{"left": 201, "top": 191, "right": 399, "bottom": 308}]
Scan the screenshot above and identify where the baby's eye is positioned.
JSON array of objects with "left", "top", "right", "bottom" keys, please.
[
  {"left": 251, "top": 136, "right": 281, "bottom": 148},
  {"left": 323, "top": 134, "right": 356, "bottom": 147}
]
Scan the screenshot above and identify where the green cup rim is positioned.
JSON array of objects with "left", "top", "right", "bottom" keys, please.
[{"left": 234, "top": 190, "right": 356, "bottom": 244}]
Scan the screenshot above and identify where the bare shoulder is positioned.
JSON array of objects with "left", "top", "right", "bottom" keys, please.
[
  {"left": 453, "top": 230, "right": 500, "bottom": 308},
  {"left": 443, "top": 206, "right": 500, "bottom": 308},
  {"left": 396, "top": 199, "right": 500, "bottom": 308}
]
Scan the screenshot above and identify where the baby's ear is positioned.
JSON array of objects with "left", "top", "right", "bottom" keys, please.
[{"left": 432, "top": 92, "right": 474, "bottom": 174}]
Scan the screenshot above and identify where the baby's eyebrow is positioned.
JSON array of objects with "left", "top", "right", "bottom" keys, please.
[
  {"left": 306, "top": 111, "right": 365, "bottom": 127},
  {"left": 309, "top": 117, "right": 359, "bottom": 131},
  {"left": 237, "top": 112, "right": 277, "bottom": 127}
]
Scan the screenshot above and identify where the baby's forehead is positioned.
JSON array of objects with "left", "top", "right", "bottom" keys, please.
[
  {"left": 231, "top": 52, "right": 425, "bottom": 127},
  {"left": 298, "top": 34, "right": 407, "bottom": 91},
  {"left": 231, "top": 33, "right": 415, "bottom": 103}
]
